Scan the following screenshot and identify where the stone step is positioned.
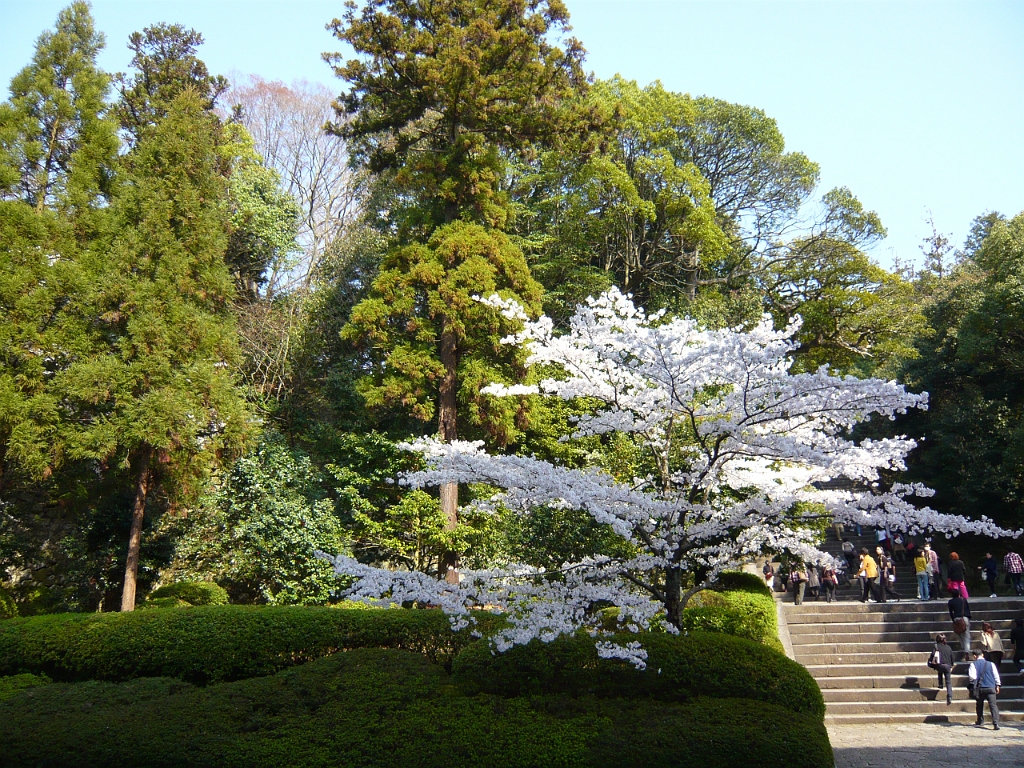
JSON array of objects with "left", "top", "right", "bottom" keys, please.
[
  {"left": 793, "top": 640, "right": 942, "bottom": 654},
  {"left": 785, "top": 607, "right": 1023, "bottom": 624},
  {"left": 790, "top": 626, "right": 999, "bottom": 647},
  {"left": 815, "top": 672, "right": 1024, "bottom": 689},
  {"left": 785, "top": 597, "right": 1024, "bottom": 615},
  {"left": 825, "top": 711, "right": 1024, "bottom": 725},
  {"left": 825, "top": 698, "right": 1024, "bottom": 715},
  {"left": 805, "top": 662, "right": 1021, "bottom": 678},
  {"left": 787, "top": 619, "right": 1020, "bottom": 635},
  {"left": 822, "top": 686, "right": 1024, "bottom": 702},
  {"left": 795, "top": 651, "right": 975, "bottom": 665}
]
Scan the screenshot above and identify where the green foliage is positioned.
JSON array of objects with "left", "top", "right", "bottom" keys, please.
[
  {"left": 328, "top": 0, "right": 588, "bottom": 232},
  {"left": 146, "top": 581, "right": 228, "bottom": 607},
  {"left": 713, "top": 570, "right": 772, "bottom": 596},
  {"left": 0, "top": 587, "right": 18, "bottom": 619},
  {"left": 0, "top": 1, "right": 118, "bottom": 214},
  {"left": 115, "top": 23, "right": 228, "bottom": 142},
  {"left": 451, "top": 631, "right": 822, "bottom": 718},
  {"left": 0, "top": 648, "right": 833, "bottom": 768},
  {"left": 683, "top": 588, "right": 781, "bottom": 652},
  {"left": 517, "top": 77, "right": 729, "bottom": 314},
  {"left": 763, "top": 188, "right": 924, "bottom": 375},
  {"left": 898, "top": 212, "right": 1024, "bottom": 527},
  {"left": 60, "top": 90, "right": 248, "bottom": 474},
  {"left": 343, "top": 222, "right": 543, "bottom": 443},
  {"left": 159, "top": 434, "right": 349, "bottom": 605},
  {"left": 0, "top": 605, "right": 503, "bottom": 683},
  {"left": 0, "top": 672, "right": 50, "bottom": 701},
  {"left": 220, "top": 123, "right": 300, "bottom": 297},
  {"left": 515, "top": 76, "right": 818, "bottom": 319}
]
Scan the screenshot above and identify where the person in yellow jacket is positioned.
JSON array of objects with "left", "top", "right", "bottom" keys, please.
[
  {"left": 859, "top": 547, "right": 879, "bottom": 603},
  {"left": 914, "top": 550, "right": 931, "bottom": 600}
]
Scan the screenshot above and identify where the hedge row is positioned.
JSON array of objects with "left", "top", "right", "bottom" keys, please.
[
  {"left": 143, "top": 581, "right": 229, "bottom": 608},
  {"left": 452, "top": 631, "right": 824, "bottom": 719},
  {"left": 681, "top": 588, "right": 782, "bottom": 652},
  {"left": 0, "top": 648, "right": 833, "bottom": 768},
  {"left": 0, "top": 606, "right": 502, "bottom": 683}
]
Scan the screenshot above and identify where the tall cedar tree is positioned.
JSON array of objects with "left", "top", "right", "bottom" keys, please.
[
  {"left": 328, "top": 0, "right": 588, "bottom": 580},
  {"left": 59, "top": 92, "right": 248, "bottom": 611},
  {"left": 326, "top": 0, "right": 588, "bottom": 232},
  {"left": 0, "top": 2, "right": 118, "bottom": 494},
  {"left": 115, "top": 23, "right": 228, "bottom": 143},
  {"left": 342, "top": 222, "right": 542, "bottom": 579}
]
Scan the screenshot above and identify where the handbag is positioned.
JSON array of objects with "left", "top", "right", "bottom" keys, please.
[
  {"left": 953, "top": 617, "right": 968, "bottom": 635},
  {"left": 927, "top": 650, "right": 941, "bottom": 669}
]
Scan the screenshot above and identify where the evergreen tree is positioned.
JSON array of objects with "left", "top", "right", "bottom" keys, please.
[
  {"left": 115, "top": 23, "right": 228, "bottom": 143},
  {"left": 0, "top": 1, "right": 118, "bottom": 217},
  {"left": 343, "top": 222, "right": 542, "bottom": 580},
  {"left": 328, "top": 0, "right": 589, "bottom": 579},
  {"left": 326, "top": 0, "right": 589, "bottom": 233},
  {"left": 0, "top": 1, "right": 117, "bottom": 500},
  {"left": 59, "top": 92, "right": 249, "bottom": 611}
]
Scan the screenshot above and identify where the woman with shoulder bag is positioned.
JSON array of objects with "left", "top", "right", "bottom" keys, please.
[{"left": 929, "top": 634, "right": 954, "bottom": 705}]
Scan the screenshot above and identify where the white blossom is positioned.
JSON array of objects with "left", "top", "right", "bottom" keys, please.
[{"left": 321, "top": 289, "right": 1022, "bottom": 666}]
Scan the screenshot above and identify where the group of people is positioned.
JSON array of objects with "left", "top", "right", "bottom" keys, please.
[
  {"left": 838, "top": 538, "right": 1024, "bottom": 603},
  {"left": 767, "top": 531, "right": 1024, "bottom": 611},
  {"left": 849, "top": 545, "right": 905, "bottom": 603},
  {"left": 929, "top": 615, "right": 1024, "bottom": 730}
]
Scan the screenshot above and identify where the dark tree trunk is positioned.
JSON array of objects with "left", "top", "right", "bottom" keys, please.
[
  {"left": 120, "top": 448, "right": 152, "bottom": 612},
  {"left": 664, "top": 567, "right": 683, "bottom": 629},
  {"left": 438, "top": 322, "right": 460, "bottom": 584}
]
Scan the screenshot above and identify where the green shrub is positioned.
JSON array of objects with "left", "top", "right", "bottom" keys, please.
[
  {"left": 146, "top": 581, "right": 229, "bottom": 606},
  {"left": 682, "top": 587, "right": 781, "bottom": 651},
  {"left": 451, "top": 631, "right": 824, "bottom": 719},
  {"left": 0, "top": 672, "right": 50, "bottom": 702},
  {"left": 0, "top": 648, "right": 832, "bottom": 768},
  {"left": 0, "top": 605, "right": 502, "bottom": 684},
  {"left": 0, "top": 587, "right": 17, "bottom": 619},
  {"left": 715, "top": 570, "right": 772, "bottom": 597}
]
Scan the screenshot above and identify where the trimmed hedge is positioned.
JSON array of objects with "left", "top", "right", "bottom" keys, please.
[
  {"left": 0, "top": 648, "right": 833, "bottom": 768},
  {"left": 451, "top": 631, "right": 824, "bottom": 719},
  {"left": 0, "top": 673, "right": 50, "bottom": 702},
  {"left": 0, "top": 605, "right": 502, "bottom": 683},
  {"left": 715, "top": 570, "right": 772, "bottom": 597},
  {"left": 682, "top": 588, "right": 782, "bottom": 652},
  {"left": 145, "top": 581, "right": 229, "bottom": 607}
]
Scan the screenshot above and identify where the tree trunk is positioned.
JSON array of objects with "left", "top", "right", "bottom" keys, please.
[
  {"left": 438, "top": 322, "right": 460, "bottom": 584},
  {"left": 664, "top": 567, "right": 683, "bottom": 629},
  {"left": 120, "top": 448, "right": 152, "bottom": 612}
]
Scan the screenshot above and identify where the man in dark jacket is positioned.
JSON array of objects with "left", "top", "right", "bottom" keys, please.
[
  {"left": 948, "top": 593, "right": 972, "bottom": 660},
  {"left": 979, "top": 553, "right": 999, "bottom": 598},
  {"left": 1011, "top": 618, "right": 1024, "bottom": 673}
]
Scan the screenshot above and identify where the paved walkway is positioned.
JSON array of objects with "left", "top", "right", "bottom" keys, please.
[{"left": 829, "top": 722, "right": 1024, "bottom": 767}]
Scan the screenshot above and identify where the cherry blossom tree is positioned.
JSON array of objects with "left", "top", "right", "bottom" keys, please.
[{"left": 320, "top": 288, "right": 1020, "bottom": 667}]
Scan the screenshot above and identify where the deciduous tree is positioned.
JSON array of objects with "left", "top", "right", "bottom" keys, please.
[{"left": 324, "top": 288, "right": 1017, "bottom": 663}]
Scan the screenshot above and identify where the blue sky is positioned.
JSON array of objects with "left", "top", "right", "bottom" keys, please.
[{"left": 2, "top": 0, "right": 1022, "bottom": 269}]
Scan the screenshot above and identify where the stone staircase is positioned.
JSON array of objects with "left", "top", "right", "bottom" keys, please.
[
  {"left": 818, "top": 526, "right": 919, "bottom": 601},
  {"left": 786, "top": 598, "right": 1024, "bottom": 724}
]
